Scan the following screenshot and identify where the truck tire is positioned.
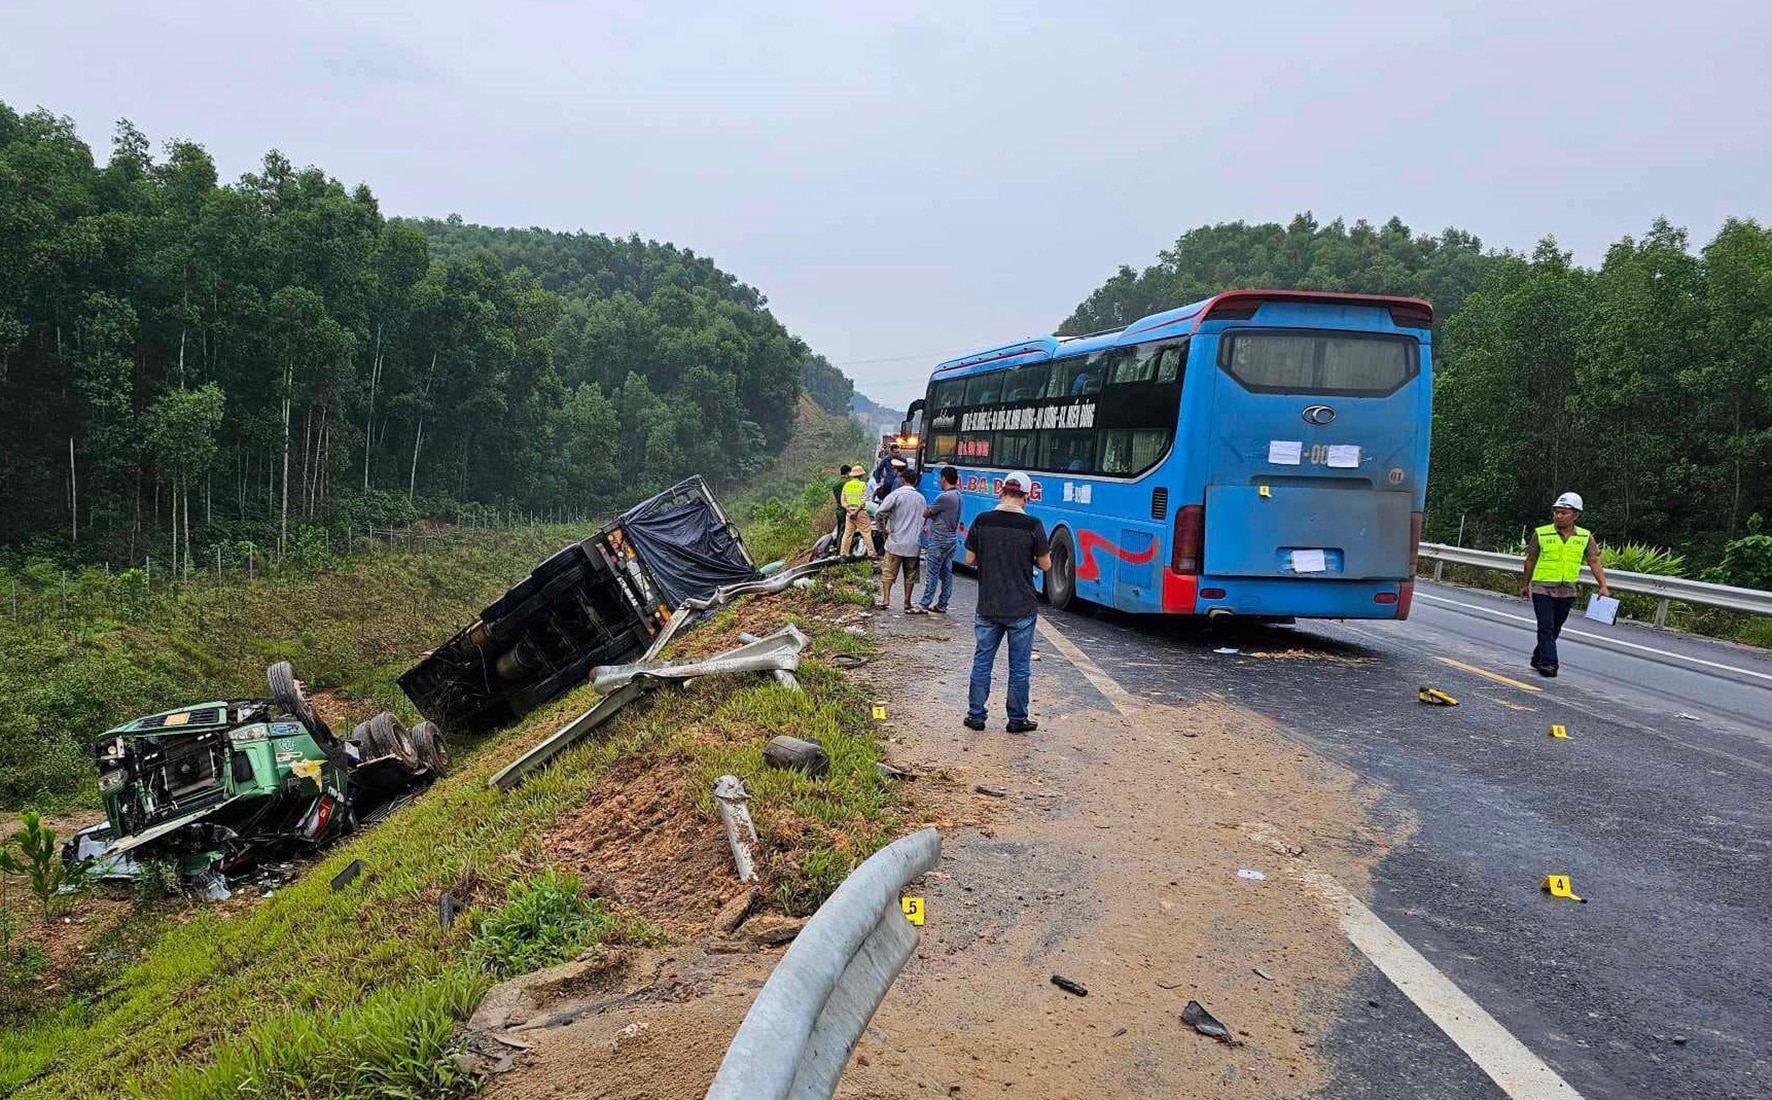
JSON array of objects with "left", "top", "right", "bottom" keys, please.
[
  {"left": 268, "top": 661, "right": 335, "bottom": 741},
  {"left": 1046, "top": 528, "right": 1079, "bottom": 612},
  {"left": 355, "top": 711, "right": 419, "bottom": 769},
  {"left": 411, "top": 721, "right": 449, "bottom": 776}
]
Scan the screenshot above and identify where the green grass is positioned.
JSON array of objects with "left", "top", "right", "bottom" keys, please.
[{"left": 1, "top": 567, "right": 893, "bottom": 1099}]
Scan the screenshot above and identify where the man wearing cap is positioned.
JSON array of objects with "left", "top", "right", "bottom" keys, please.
[
  {"left": 1520, "top": 492, "right": 1611, "bottom": 677},
  {"left": 839, "top": 462, "right": 875, "bottom": 560},
  {"left": 963, "top": 471, "right": 1051, "bottom": 733}
]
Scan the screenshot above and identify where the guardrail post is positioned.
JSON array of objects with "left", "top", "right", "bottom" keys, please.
[
  {"left": 1654, "top": 597, "right": 1670, "bottom": 628},
  {"left": 1433, "top": 559, "right": 1444, "bottom": 583}
]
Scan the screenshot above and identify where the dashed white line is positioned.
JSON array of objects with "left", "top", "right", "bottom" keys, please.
[
  {"left": 1416, "top": 591, "right": 1772, "bottom": 686},
  {"left": 1036, "top": 612, "right": 1587, "bottom": 1100}
]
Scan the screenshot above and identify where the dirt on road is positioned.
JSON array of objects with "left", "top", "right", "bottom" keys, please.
[{"left": 486, "top": 601, "right": 1408, "bottom": 1100}]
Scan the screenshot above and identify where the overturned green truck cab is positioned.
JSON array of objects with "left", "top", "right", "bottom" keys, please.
[{"left": 67, "top": 662, "right": 446, "bottom": 886}]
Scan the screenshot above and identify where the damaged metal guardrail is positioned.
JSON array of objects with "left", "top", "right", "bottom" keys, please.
[
  {"left": 706, "top": 827, "right": 942, "bottom": 1100},
  {"left": 488, "top": 625, "right": 810, "bottom": 790},
  {"left": 1418, "top": 542, "right": 1772, "bottom": 627}
]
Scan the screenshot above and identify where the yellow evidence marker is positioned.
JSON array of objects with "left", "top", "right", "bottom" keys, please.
[
  {"left": 872, "top": 704, "right": 888, "bottom": 720},
  {"left": 900, "top": 896, "right": 925, "bottom": 925},
  {"left": 1549, "top": 724, "right": 1569, "bottom": 739},
  {"left": 1258, "top": 485, "right": 1272, "bottom": 499},
  {"left": 1541, "top": 874, "right": 1585, "bottom": 902},
  {"left": 1418, "top": 687, "right": 1459, "bottom": 706}
]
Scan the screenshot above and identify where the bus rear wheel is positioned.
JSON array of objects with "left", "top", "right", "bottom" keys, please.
[{"left": 1046, "top": 528, "right": 1078, "bottom": 611}]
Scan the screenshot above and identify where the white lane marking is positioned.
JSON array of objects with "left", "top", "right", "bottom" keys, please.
[
  {"left": 1037, "top": 612, "right": 1586, "bottom": 1099},
  {"left": 1299, "top": 866, "right": 1582, "bottom": 1099},
  {"left": 1417, "top": 592, "right": 1772, "bottom": 686},
  {"left": 1035, "top": 617, "right": 1139, "bottom": 715}
]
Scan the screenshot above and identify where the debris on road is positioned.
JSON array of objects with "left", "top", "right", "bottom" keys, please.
[
  {"left": 1213, "top": 647, "right": 1240, "bottom": 655},
  {"left": 330, "top": 858, "right": 364, "bottom": 892},
  {"left": 1050, "top": 974, "right": 1089, "bottom": 997},
  {"left": 1673, "top": 712, "right": 1700, "bottom": 722},
  {"left": 763, "top": 735, "right": 830, "bottom": 778},
  {"left": 1236, "top": 868, "right": 1266, "bottom": 881},
  {"left": 1181, "top": 999, "right": 1239, "bottom": 1045},
  {"left": 875, "top": 761, "right": 916, "bottom": 781},
  {"left": 974, "top": 784, "right": 1008, "bottom": 798},
  {"left": 715, "top": 887, "right": 758, "bottom": 934},
  {"left": 1253, "top": 966, "right": 1275, "bottom": 981},
  {"left": 1418, "top": 686, "right": 1460, "bottom": 706}
]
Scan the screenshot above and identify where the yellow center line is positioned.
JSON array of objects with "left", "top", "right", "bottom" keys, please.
[{"left": 1434, "top": 655, "right": 1543, "bottom": 693}]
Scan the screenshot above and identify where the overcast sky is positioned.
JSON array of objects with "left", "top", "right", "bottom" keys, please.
[{"left": 3, "top": 1, "right": 1767, "bottom": 407}]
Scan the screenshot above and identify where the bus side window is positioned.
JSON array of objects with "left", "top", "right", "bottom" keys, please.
[
  {"left": 957, "top": 431, "right": 993, "bottom": 466},
  {"left": 927, "top": 432, "right": 958, "bottom": 465},
  {"left": 963, "top": 371, "right": 1003, "bottom": 407},
  {"left": 1040, "top": 428, "right": 1096, "bottom": 473},
  {"left": 931, "top": 379, "right": 965, "bottom": 414},
  {"left": 1109, "top": 347, "right": 1155, "bottom": 385},
  {"left": 1156, "top": 344, "right": 1186, "bottom": 384},
  {"left": 1001, "top": 363, "right": 1050, "bottom": 404},
  {"left": 1047, "top": 356, "right": 1103, "bottom": 398},
  {"left": 996, "top": 430, "right": 1036, "bottom": 468}
]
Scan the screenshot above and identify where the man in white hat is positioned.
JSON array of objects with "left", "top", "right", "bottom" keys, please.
[
  {"left": 1519, "top": 491, "right": 1611, "bottom": 677},
  {"left": 962, "top": 471, "right": 1051, "bottom": 732}
]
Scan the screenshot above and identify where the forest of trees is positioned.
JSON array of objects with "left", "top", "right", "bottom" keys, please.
[
  {"left": 1065, "top": 214, "right": 1772, "bottom": 580},
  {"left": 0, "top": 102, "right": 843, "bottom": 570}
]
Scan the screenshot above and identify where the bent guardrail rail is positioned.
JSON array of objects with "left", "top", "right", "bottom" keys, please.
[
  {"left": 1418, "top": 542, "right": 1772, "bottom": 625},
  {"left": 706, "top": 827, "right": 942, "bottom": 1100}
]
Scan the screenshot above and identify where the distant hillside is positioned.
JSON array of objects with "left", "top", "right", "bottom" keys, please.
[{"left": 849, "top": 391, "right": 903, "bottom": 433}]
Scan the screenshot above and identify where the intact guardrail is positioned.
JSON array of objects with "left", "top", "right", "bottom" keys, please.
[
  {"left": 706, "top": 827, "right": 941, "bottom": 1100},
  {"left": 1418, "top": 542, "right": 1772, "bottom": 626}
]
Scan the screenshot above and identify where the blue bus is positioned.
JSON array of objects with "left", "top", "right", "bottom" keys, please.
[{"left": 902, "top": 290, "right": 1432, "bottom": 621}]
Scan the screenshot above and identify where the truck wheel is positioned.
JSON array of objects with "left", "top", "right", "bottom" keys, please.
[
  {"left": 356, "top": 711, "right": 419, "bottom": 769},
  {"left": 1046, "top": 528, "right": 1078, "bottom": 611},
  {"left": 411, "top": 721, "right": 449, "bottom": 776},
  {"left": 268, "top": 661, "right": 334, "bottom": 741}
]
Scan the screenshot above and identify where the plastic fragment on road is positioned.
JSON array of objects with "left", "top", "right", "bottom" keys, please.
[
  {"left": 1418, "top": 686, "right": 1459, "bottom": 706},
  {"left": 1181, "top": 1000, "right": 1240, "bottom": 1045},
  {"left": 1673, "top": 712, "right": 1699, "bottom": 722},
  {"left": 900, "top": 896, "right": 925, "bottom": 925},
  {"left": 1253, "top": 966, "right": 1274, "bottom": 981},
  {"left": 1213, "top": 647, "right": 1240, "bottom": 655},
  {"left": 1541, "top": 873, "right": 1586, "bottom": 902},
  {"left": 1236, "top": 868, "right": 1266, "bottom": 881},
  {"left": 1051, "top": 974, "right": 1088, "bottom": 996},
  {"left": 1549, "top": 724, "right": 1569, "bottom": 739}
]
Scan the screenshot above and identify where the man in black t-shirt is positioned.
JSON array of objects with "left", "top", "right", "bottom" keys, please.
[{"left": 962, "top": 471, "right": 1052, "bottom": 733}]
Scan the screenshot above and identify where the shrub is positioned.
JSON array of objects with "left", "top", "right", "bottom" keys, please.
[
  {"left": 469, "top": 869, "right": 645, "bottom": 978},
  {"left": 1713, "top": 533, "right": 1772, "bottom": 591},
  {"left": 1599, "top": 542, "right": 1686, "bottom": 576}
]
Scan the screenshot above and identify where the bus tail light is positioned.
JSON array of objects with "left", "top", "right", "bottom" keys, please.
[
  {"left": 1374, "top": 592, "right": 1398, "bottom": 604},
  {"left": 1171, "top": 505, "right": 1203, "bottom": 574}
]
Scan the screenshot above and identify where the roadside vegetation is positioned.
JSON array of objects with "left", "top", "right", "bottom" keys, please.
[{"left": 0, "top": 400, "right": 897, "bottom": 1098}]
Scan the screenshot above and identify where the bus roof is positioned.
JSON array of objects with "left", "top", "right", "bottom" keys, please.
[{"left": 930, "top": 289, "right": 1433, "bottom": 378}]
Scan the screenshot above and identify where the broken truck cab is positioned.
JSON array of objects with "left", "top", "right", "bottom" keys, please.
[
  {"left": 399, "top": 476, "right": 757, "bottom": 733},
  {"left": 67, "top": 662, "right": 447, "bottom": 882}
]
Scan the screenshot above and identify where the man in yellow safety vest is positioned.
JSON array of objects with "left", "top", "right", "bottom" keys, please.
[
  {"left": 1519, "top": 491, "right": 1611, "bottom": 677},
  {"left": 839, "top": 463, "right": 877, "bottom": 560}
]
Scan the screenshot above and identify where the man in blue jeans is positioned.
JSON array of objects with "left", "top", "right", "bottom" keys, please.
[
  {"left": 963, "top": 471, "right": 1052, "bottom": 733},
  {"left": 915, "top": 465, "right": 962, "bottom": 614}
]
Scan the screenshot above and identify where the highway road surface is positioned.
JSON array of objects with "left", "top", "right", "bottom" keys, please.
[{"left": 1034, "top": 579, "right": 1771, "bottom": 1099}]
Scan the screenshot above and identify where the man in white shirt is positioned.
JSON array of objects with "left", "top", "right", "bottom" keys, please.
[{"left": 873, "top": 467, "right": 925, "bottom": 611}]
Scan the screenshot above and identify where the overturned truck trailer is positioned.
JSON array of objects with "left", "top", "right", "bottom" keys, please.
[{"left": 399, "top": 476, "right": 758, "bottom": 734}]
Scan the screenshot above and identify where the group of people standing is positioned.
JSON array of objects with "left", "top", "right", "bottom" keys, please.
[{"left": 832, "top": 456, "right": 1049, "bottom": 733}]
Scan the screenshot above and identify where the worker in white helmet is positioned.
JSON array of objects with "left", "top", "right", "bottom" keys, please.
[{"left": 1519, "top": 492, "right": 1611, "bottom": 677}]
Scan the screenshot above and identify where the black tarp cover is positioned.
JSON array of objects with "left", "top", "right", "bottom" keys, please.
[{"left": 619, "top": 478, "right": 758, "bottom": 608}]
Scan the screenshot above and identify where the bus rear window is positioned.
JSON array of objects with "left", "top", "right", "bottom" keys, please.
[{"left": 1220, "top": 331, "right": 1417, "bottom": 396}]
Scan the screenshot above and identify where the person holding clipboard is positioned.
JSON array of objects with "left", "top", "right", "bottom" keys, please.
[{"left": 1520, "top": 492, "right": 1612, "bottom": 677}]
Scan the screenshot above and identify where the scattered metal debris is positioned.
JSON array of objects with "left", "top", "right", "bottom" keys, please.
[
  {"left": 1181, "top": 999, "right": 1239, "bottom": 1044},
  {"left": 1236, "top": 868, "right": 1266, "bottom": 881},
  {"left": 763, "top": 735, "right": 830, "bottom": 778},
  {"left": 1050, "top": 975, "right": 1088, "bottom": 997},
  {"left": 974, "top": 784, "right": 1007, "bottom": 798},
  {"left": 712, "top": 775, "right": 760, "bottom": 883},
  {"left": 330, "top": 858, "right": 364, "bottom": 892}
]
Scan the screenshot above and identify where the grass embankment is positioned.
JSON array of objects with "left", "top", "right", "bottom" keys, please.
[
  {"left": 2, "top": 518, "right": 895, "bottom": 1098},
  {"left": 0, "top": 525, "right": 589, "bottom": 811}
]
